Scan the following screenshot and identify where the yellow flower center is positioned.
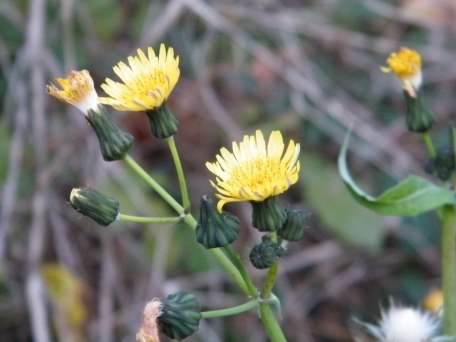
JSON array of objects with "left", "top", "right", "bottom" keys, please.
[{"left": 382, "top": 47, "right": 421, "bottom": 79}]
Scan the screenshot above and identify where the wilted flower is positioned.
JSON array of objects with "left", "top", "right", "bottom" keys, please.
[
  {"left": 47, "top": 69, "right": 98, "bottom": 113},
  {"left": 100, "top": 44, "right": 180, "bottom": 111},
  {"left": 136, "top": 299, "right": 163, "bottom": 342},
  {"left": 381, "top": 47, "right": 422, "bottom": 98},
  {"left": 206, "top": 130, "right": 300, "bottom": 212}
]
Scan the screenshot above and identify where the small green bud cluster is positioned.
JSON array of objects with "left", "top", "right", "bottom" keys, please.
[
  {"left": 425, "top": 147, "right": 455, "bottom": 181},
  {"left": 196, "top": 194, "right": 308, "bottom": 270}
]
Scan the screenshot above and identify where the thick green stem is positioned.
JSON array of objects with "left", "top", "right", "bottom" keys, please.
[
  {"left": 422, "top": 132, "right": 436, "bottom": 158},
  {"left": 201, "top": 299, "right": 258, "bottom": 319},
  {"left": 118, "top": 213, "right": 182, "bottom": 224},
  {"left": 122, "top": 154, "right": 249, "bottom": 295},
  {"left": 259, "top": 305, "right": 287, "bottom": 342},
  {"left": 441, "top": 206, "right": 456, "bottom": 335},
  {"left": 166, "top": 136, "right": 191, "bottom": 211}
]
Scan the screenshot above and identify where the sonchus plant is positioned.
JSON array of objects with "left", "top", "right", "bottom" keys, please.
[
  {"left": 48, "top": 44, "right": 307, "bottom": 342},
  {"left": 339, "top": 47, "right": 456, "bottom": 337}
]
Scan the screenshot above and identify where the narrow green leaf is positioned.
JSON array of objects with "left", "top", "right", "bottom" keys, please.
[{"left": 338, "top": 132, "right": 456, "bottom": 216}]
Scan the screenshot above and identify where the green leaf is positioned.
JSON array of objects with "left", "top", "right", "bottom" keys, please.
[
  {"left": 338, "top": 132, "right": 456, "bottom": 216},
  {"left": 300, "top": 153, "right": 385, "bottom": 252}
]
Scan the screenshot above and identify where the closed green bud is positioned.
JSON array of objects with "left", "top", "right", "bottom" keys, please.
[
  {"left": 146, "top": 103, "right": 179, "bottom": 139},
  {"left": 196, "top": 196, "right": 240, "bottom": 249},
  {"left": 251, "top": 196, "right": 286, "bottom": 232},
  {"left": 404, "top": 90, "right": 434, "bottom": 133},
  {"left": 249, "top": 237, "right": 285, "bottom": 269},
  {"left": 70, "top": 187, "right": 119, "bottom": 226},
  {"left": 278, "top": 208, "right": 307, "bottom": 241},
  {"left": 86, "top": 106, "right": 133, "bottom": 161},
  {"left": 158, "top": 292, "right": 201, "bottom": 340},
  {"left": 425, "top": 147, "right": 455, "bottom": 181}
]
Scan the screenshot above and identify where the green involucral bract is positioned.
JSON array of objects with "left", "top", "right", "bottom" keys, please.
[
  {"left": 249, "top": 237, "right": 284, "bottom": 269},
  {"left": 158, "top": 292, "right": 201, "bottom": 340},
  {"left": 70, "top": 187, "right": 119, "bottom": 226},
  {"left": 404, "top": 90, "right": 434, "bottom": 133},
  {"left": 146, "top": 103, "right": 179, "bottom": 139},
  {"left": 338, "top": 131, "right": 456, "bottom": 216},
  {"left": 251, "top": 196, "right": 287, "bottom": 232},
  {"left": 196, "top": 196, "right": 240, "bottom": 249},
  {"left": 278, "top": 208, "right": 307, "bottom": 241},
  {"left": 86, "top": 106, "right": 133, "bottom": 161}
]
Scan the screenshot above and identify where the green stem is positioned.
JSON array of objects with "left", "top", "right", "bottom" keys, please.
[
  {"left": 441, "top": 205, "right": 456, "bottom": 335},
  {"left": 122, "top": 154, "right": 183, "bottom": 214},
  {"left": 422, "top": 132, "right": 436, "bottom": 158},
  {"left": 121, "top": 153, "right": 249, "bottom": 295},
  {"left": 223, "top": 245, "right": 257, "bottom": 296},
  {"left": 166, "top": 136, "right": 191, "bottom": 211},
  {"left": 118, "top": 213, "right": 182, "bottom": 224},
  {"left": 259, "top": 305, "right": 287, "bottom": 342},
  {"left": 201, "top": 299, "right": 258, "bottom": 319}
]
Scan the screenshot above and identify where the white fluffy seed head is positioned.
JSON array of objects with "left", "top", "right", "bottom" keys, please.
[{"left": 379, "top": 306, "right": 439, "bottom": 342}]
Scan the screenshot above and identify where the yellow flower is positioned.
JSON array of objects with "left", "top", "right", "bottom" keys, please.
[
  {"left": 381, "top": 47, "right": 422, "bottom": 97},
  {"left": 47, "top": 69, "right": 98, "bottom": 113},
  {"left": 136, "top": 299, "right": 162, "bottom": 342},
  {"left": 423, "top": 289, "right": 443, "bottom": 313},
  {"left": 100, "top": 44, "right": 180, "bottom": 111},
  {"left": 206, "top": 130, "right": 300, "bottom": 212}
]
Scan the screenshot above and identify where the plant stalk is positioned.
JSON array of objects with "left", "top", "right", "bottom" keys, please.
[
  {"left": 118, "top": 214, "right": 182, "bottom": 224},
  {"left": 166, "top": 136, "right": 191, "bottom": 211},
  {"left": 442, "top": 205, "right": 456, "bottom": 335},
  {"left": 201, "top": 299, "right": 258, "bottom": 319},
  {"left": 422, "top": 131, "right": 436, "bottom": 158}
]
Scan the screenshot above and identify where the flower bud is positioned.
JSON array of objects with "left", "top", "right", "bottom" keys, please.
[
  {"left": 404, "top": 90, "right": 434, "bottom": 133},
  {"left": 158, "top": 292, "right": 201, "bottom": 340},
  {"left": 86, "top": 106, "right": 134, "bottom": 161},
  {"left": 425, "top": 147, "right": 455, "bottom": 181},
  {"left": 249, "top": 237, "right": 285, "bottom": 269},
  {"left": 251, "top": 197, "right": 286, "bottom": 232},
  {"left": 136, "top": 299, "right": 162, "bottom": 342},
  {"left": 146, "top": 104, "right": 179, "bottom": 139},
  {"left": 196, "top": 196, "right": 240, "bottom": 249},
  {"left": 70, "top": 187, "right": 119, "bottom": 226},
  {"left": 278, "top": 208, "right": 307, "bottom": 241}
]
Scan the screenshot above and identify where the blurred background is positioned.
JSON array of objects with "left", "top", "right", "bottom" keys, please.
[{"left": 1, "top": 0, "right": 456, "bottom": 341}]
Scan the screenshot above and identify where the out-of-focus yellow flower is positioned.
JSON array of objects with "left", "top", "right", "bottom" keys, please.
[
  {"left": 47, "top": 69, "right": 98, "bottom": 113},
  {"left": 100, "top": 44, "right": 180, "bottom": 111},
  {"left": 381, "top": 47, "right": 422, "bottom": 98},
  {"left": 423, "top": 289, "right": 443, "bottom": 313},
  {"left": 136, "top": 299, "right": 163, "bottom": 342},
  {"left": 206, "top": 130, "right": 300, "bottom": 212}
]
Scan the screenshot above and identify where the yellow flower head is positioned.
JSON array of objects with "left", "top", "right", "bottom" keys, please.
[
  {"left": 381, "top": 47, "right": 422, "bottom": 97},
  {"left": 423, "top": 289, "right": 443, "bottom": 313},
  {"left": 136, "top": 299, "right": 163, "bottom": 342},
  {"left": 206, "top": 130, "right": 300, "bottom": 212},
  {"left": 100, "top": 44, "right": 180, "bottom": 111},
  {"left": 47, "top": 69, "right": 98, "bottom": 113}
]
